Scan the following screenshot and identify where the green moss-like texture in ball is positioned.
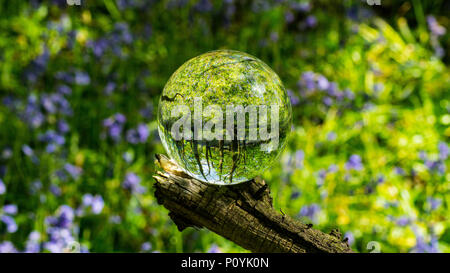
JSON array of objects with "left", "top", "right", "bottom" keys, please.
[{"left": 158, "top": 50, "right": 292, "bottom": 185}]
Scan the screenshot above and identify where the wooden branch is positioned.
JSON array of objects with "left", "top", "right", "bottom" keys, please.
[{"left": 153, "top": 154, "right": 353, "bottom": 253}]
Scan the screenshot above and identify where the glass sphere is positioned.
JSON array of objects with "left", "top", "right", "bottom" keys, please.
[{"left": 158, "top": 50, "right": 292, "bottom": 185}]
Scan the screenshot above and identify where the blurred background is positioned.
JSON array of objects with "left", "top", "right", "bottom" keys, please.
[{"left": 0, "top": 0, "right": 449, "bottom": 253}]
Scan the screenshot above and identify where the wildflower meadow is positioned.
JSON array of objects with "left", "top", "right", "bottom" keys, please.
[{"left": 0, "top": 0, "right": 449, "bottom": 253}]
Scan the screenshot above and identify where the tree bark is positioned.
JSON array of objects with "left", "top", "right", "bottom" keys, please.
[{"left": 153, "top": 154, "right": 353, "bottom": 253}]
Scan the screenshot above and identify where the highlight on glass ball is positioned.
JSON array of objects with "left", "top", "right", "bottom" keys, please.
[{"left": 157, "top": 50, "right": 292, "bottom": 185}]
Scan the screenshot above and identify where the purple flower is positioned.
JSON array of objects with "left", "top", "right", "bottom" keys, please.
[
  {"left": 294, "top": 150, "right": 304, "bottom": 169},
  {"left": 207, "top": 244, "right": 221, "bottom": 253},
  {"left": 64, "top": 164, "right": 82, "bottom": 180},
  {"left": 50, "top": 185, "right": 62, "bottom": 196},
  {"left": 103, "top": 113, "right": 127, "bottom": 142},
  {"left": 344, "top": 231, "right": 355, "bottom": 246},
  {"left": 287, "top": 89, "right": 300, "bottom": 106},
  {"left": 22, "top": 145, "right": 34, "bottom": 157},
  {"left": 25, "top": 231, "right": 41, "bottom": 253},
  {"left": 300, "top": 71, "right": 315, "bottom": 91},
  {"left": 411, "top": 233, "right": 440, "bottom": 253},
  {"left": 345, "top": 154, "right": 363, "bottom": 171},
  {"left": 38, "top": 130, "right": 66, "bottom": 153},
  {"left": 91, "top": 195, "right": 104, "bottom": 214},
  {"left": 123, "top": 172, "right": 146, "bottom": 194},
  {"left": 323, "top": 96, "right": 333, "bottom": 107},
  {"left": 74, "top": 71, "right": 91, "bottom": 85},
  {"left": 46, "top": 205, "right": 74, "bottom": 229},
  {"left": 344, "top": 89, "right": 355, "bottom": 100},
  {"left": 57, "top": 84, "right": 72, "bottom": 95},
  {"left": 126, "top": 123, "right": 150, "bottom": 144},
  {"left": 104, "top": 82, "right": 116, "bottom": 95},
  {"left": 327, "top": 131, "right": 337, "bottom": 141},
  {"left": 284, "top": 11, "right": 295, "bottom": 24},
  {"left": 57, "top": 120, "right": 70, "bottom": 134},
  {"left": 427, "top": 197, "right": 442, "bottom": 211},
  {"left": 141, "top": 242, "right": 152, "bottom": 252},
  {"left": 328, "top": 164, "right": 338, "bottom": 173},
  {"left": 395, "top": 216, "right": 411, "bottom": 227},
  {"left": 0, "top": 179, "right": 5, "bottom": 195},
  {"left": 316, "top": 75, "right": 329, "bottom": 91},
  {"left": 394, "top": 166, "right": 405, "bottom": 175},
  {"left": 427, "top": 16, "right": 446, "bottom": 36},
  {"left": 299, "top": 204, "right": 321, "bottom": 223},
  {"left": 305, "top": 15, "right": 317, "bottom": 28},
  {"left": 438, "top": 142, "right": 448, "bottom": 160},
  {"left": 1, "top": 215, "right": 18, "bottom": 233},
  {"left": 0, "top": 241, "right": 17, "bottom": 253},
  {"left": 3, "top": 204, "right": 18, "bottom": 215}
]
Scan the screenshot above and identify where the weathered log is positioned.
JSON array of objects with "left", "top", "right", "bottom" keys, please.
[{"left": 153, "top": 154, "right": 353, "bottom": 253}]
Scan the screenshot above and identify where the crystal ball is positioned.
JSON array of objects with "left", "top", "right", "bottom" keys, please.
[{"left": 158, "top": 50, "right": 292, "bottom": 185}]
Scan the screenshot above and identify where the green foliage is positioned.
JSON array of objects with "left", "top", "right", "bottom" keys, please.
[{"left": 0, "top": 0, "right": 448, "bottom": 253}]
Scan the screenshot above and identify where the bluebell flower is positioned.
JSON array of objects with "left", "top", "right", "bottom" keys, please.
[
  {"left": 394, "top": 166, "right": 405, "bottom": 175},
  {"left": 104, "top": 82, "right": 116, "bottom": 95},
  {"left": 0, "top": 241, "right": 17, "bottom": 253},
  {"left": 22, "top": 145, "right": 34, "bottom": 157},
  {"left": 91, "top": 195, "right": 104, "bottom": 214},
  {"left": 344, "top": 231, "right": 355, "bottom": 246},
  {"left": 427, "top": 16, "right": 446, "bottom": 37},
  {"left": 3, "top": 204, "right": 18, "bottom": 215},
  {"left": 87, "top": 38, "right": 109, "bottom": 58},
  {"left": 0, "top": 179, "right": 5, "bottom": 195},
  {"left": 300, "top": 71, "right": 315, "bottom": 91},
  {"left": 46, "top": 205, "right": 74, "bottom": 229},
  {"left": 207, "top": 244, "right": 221, "bottom": 253},
  {"left": 328, "top": 164, "right": 338, "bottom": 173},
  {"left": 345, "top": 154, "right": 363, "bottom": 171},
  {"left": 284, "top": 11, "right": 295, "bottom": 24},
  {"left": 141, "top": 242, "right": 152, "bottom": 252},
  {"left": 64, "top": 164, "right": 82, "bottom": 180},
  {"left": 299, "top": 204, "right": 320, "bottom": 223},
  {"left": 323, "top": 96, "right": 333, "bottom": 107},
  {"left": 305, "top": 15, "right": 317, "bottom": 28},
  {"left": 123, "top": 172, "right": 146, "bottom": 194},
  {"left": 50, "top": 185, "right": 62, "bottom": 196},
  {"left": 126, "top": 123, "right": 150, "bottom": 144},
  {"left": 74, "top": 71, "right": 91, "bottom": 85},
  {"left": 316, "top": 75, "right": 329, "bottom": 91},
  {"left": 327, "top": 131, "right": 337, "bottom": 141},
  {"left": 395, "top": 216, "right": 411, "bottom": 227},
  {"left": 1, "top": 215, "right": 18, "bottom": 233},
  {"left": 56, "top": 84, "right": 72, "bottom": 95},
  {"left": 438, "top": 142, "right": 448, "bottom": 160},
  {"left": 287, "top": 89, "right": 300, "bottom": 106},
  {"left": 427, "top": 197, "right": 442, "bottom": 211},
  {"left": 103, "top": 113, "right": 127, "bottom": 142},
  {"left": 25, "top": 231, "right": 41, "bottom": 253},
  {"left": 38, "top": 130, "right": 66, "bottom": 153},
  {"left": 294, "top": 150, "right": 304, "bottom": 169},
  {"left": 57, "top": 120, "right": 70, "bottom": 134}
]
